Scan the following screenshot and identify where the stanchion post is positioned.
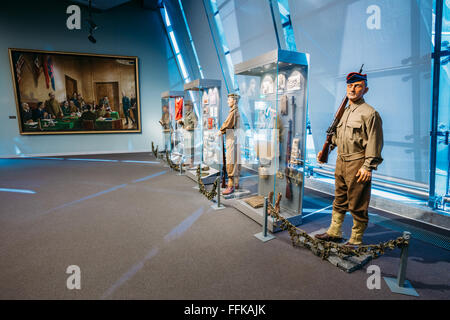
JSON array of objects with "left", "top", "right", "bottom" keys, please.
[
  {"left": 217, "top": 179, "right": 221, "bottom": 207},
  {"left": 163, "top": 151, "right": 169, "bottom": 168},
  {"left": 263, "top": 197, "right": 268, "bottom": 237},
  {"left": 177, "top": 158, "right": 184, "bottom": 176},
  {"left": 383, "top": 231, "right": 418, "bottom": 296},
  {"left": 254, "top": 197, "right": 275, "bottom": 242},
  {"left": 397, "top": 231, "right": 411, "bottom": 287},
  {"left": 211, "top": 176, "right": 225, "bottom": 210}
]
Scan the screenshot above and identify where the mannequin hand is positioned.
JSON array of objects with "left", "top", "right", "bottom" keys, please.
[
  {"left": 316, "top": 151, "right": 324, "bottom": 164},
  {"left": 356, "top": 167, "right": 371, "bottom": 183}
]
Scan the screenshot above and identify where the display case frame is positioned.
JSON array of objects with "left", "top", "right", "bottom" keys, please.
[
  {"left": 229, "top": 49, "right": 310, "bottom": 230},
  {"left": 161, "top": 90, "right": 185, "bottom": 162},
  {"left": 183, "top": 79, "right": 222, "bottom": 184}
]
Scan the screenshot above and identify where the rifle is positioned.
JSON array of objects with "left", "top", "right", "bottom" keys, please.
[
  {"left": 285, "top": 119, "right": 293, "bottom": 200},
  {"left": 221, "top": 134, "right": 227, "bottom": 188},
  {"left": 318, "top": 64, "right": 364, "bottom": 163}
]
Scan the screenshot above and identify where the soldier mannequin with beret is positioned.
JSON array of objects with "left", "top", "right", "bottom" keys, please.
[{"left": 315, "top": 72, "right": 384, "bottom": 246}]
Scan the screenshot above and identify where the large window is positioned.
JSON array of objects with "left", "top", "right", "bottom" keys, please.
[{"left": 161, "top": 4, "right": 191, "bottom": 83}]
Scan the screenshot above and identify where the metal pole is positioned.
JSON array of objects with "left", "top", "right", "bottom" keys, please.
[
  {"left": 397, "top": 231, "right": 411, "bottom": 287},
  {"left": 383, "top": 230, "right": 418, "bottom": 296},
  {"left": 211, "top": 176, "right": 225, "bottom": 210},
  {"left": 429, "top": 0, "right": 444, "bottom": 208},
  {"left": 254, "top": 197, "right": 275, "bottom": 242},
  {"left": 177, "top": 158, "right": 184, "bottom": 176},
  {"left": 217, "top": 177, "right": 221, "bottom": 207},
  {"left": 263, "top": 196, "right": 269, "bottom": 237}
]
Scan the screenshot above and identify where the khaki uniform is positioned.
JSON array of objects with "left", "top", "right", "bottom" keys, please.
[
  {"left": 327, "top": 98, "right": 383, "bottom": 244},
  {"left": 160, "top": 112, "right": 170, "bottom": 131},
  {"left": 45, "top": 98, "right": 62, "bottom": 118},
  {"left": 220, "top": 106, "right": 241, "bottom": 187}
]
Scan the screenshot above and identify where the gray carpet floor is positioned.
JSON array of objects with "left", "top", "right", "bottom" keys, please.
[{"left": 0, "top": 153, "right": 448, "bottom": 300}]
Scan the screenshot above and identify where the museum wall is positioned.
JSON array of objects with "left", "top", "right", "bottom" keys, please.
[{"left": 0, "top": 0, "right": 182, "bottom": 157}]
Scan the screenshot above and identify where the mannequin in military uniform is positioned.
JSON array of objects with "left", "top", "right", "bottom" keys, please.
[
  {"left": 315, "top": 72, "right": 383, "bottom": 246},
  {"left": 219, "top": 93, "right": 241, "bottom": 195},
  {"left": 159, "top": 105, "right": 171, "bottom": 130},
  {"left": 178, "top": 100, "right": 197, "bottom": 166},
  {"left": 160, "top": 104, "right": 171, "bottom": 151}
]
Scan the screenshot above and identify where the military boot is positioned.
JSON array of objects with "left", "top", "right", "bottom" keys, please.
[
  {"left": 222, "top": 179, "right": 234, "bottom": 195},
  {"left": 314, "top": 210, "right": 345, "bottom": 242},
  {"left": 348, "top": 219, "right": 368, "bottom": 245},
  {"left": 327, "top": 210, "right": 345, "bottom": 238}
]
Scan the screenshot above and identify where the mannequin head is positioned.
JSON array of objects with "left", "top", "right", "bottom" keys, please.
[
  {"left": 184, "top": 101, "right": 193, "bottom": 112},
  {"left": 227, "top": 93, "right": 240, "bottom": 108},
  {"left": 346, "top": 72, "right": 368, "bottom": 102}
]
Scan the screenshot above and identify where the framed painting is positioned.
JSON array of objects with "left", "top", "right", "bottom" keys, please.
[{"left": 9, "top": 48, "right": 141, "bottom": 134}]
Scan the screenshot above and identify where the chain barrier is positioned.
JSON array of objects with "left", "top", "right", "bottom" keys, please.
[
  {"left": 151, "top": 142, "right": 158, "bottom": 158},
  {"left": 266, "top": 191, "right": 410, "bottom": 260},
  {"left": 165, "top": 151, "right": 184, "bottom": 172},
  {"left": 196, "top": 165, "right": 219, "bottom": 201}
]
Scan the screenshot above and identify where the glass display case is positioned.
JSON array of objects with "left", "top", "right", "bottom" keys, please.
[
  {"left": 161, "top": 91, "right": 185, "bottom": 162},
  {"left": 233, "top": 49, "right": 309, "bottom": 226},
  {"left": 183, "top": 79, "right": 222, "bottom": 183}
]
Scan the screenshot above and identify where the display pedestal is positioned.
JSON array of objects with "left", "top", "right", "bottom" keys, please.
[
  {"left": 185, "top": 166, "right": 220, "bottom": 185},
  {"left": 222, "top": 189, "right": 251, "bottom": 200},
  {"left": 222, "top": 196, "right": 302, "bottom": 233},
  {"left": 383, "top": 277, "right": 419, "bottom": 297},
  {"left": 308, "top": 229, "right": 372, "bottom": 273}
]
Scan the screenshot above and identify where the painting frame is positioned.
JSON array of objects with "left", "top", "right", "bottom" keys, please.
[{"left": 8, "top": 48, "right": 141, "bottom": 135}]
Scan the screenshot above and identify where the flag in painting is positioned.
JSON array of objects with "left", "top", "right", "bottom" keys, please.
[
  {"left": 15, "top": 54, "right": 25, "bottom": 83},
  {"left": 33, "top": 55, "right": 42, "bottom": 75},
  {"left": 43, "top": 55, "right": 55, "bottom": 90}
]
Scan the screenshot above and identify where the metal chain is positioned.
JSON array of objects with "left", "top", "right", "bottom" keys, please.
[
  {"left": 165, "top": 151, "right": 184, "bottom": 172},
  {"left": 151, "top": 142, "right": 158, "bottom": 158},
  {"left": 266, "top": 191, "right": 409, "bottom": 260},
  {"left": 196, "top": 165, "right": 219, "bottom": 201}
]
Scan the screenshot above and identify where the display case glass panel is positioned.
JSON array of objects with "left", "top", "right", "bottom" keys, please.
[
  {"left": 234, "top": 50, "right": 309, "bottom": 223},
  {"left": 183, "top": 79, "right": 222, "bottom": 180},
  {"left": 161, "top": 91, "right": 184, "bottom": 162}
]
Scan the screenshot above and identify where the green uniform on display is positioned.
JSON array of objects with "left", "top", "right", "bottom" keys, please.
[
  {"left": 160, "top": 106, "right": 171, "bottom": 152},
  {"left": 179, "top": 101, "right": 197, "bottom": 165},
  {"left": 182, "top": 110, "right": 198, "bottom": 130},
  {"left": 317, "top": 72, "right": 383, "bottom": 245}
]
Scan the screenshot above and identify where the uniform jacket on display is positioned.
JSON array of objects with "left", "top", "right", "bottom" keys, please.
[
  {"left": 220, "top": 105, "right": 241, "bottom": 177},
  {"left": 175, "top": 97, "right": 183, "bottom": 121},
  {"left": 182, "top": 110, "right": 198, "bottom": 130},
  {"left": 331, "top": 97, "right": 383, "bottom": 171}
]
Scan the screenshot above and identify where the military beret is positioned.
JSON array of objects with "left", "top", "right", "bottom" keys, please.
[{"left": 346, "top": 72, "right": 367, "bottom": 84}]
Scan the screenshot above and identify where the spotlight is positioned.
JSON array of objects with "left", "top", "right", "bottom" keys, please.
[
  {"left": 88, "top": 33, "right": 96, "bottom": 43},
  {"left": 86, "top": 0, "right": 98, "bottom": 43},
  {"left": 87, "top": 18, "right": 98, "bottom": 31}
]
